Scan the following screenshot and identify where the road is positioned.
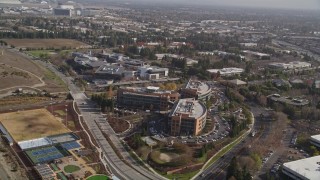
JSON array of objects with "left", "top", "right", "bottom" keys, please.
[
  {"left": 193, "top": 103, "right": 268, "bottom": 180},
  {"left": 55, "top": 71, "right": 164, "bottom": 180},
  {"left": 14, "top": 49, "right": 165, "bottom": 180}
]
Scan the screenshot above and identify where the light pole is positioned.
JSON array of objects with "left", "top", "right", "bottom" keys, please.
[
  {"left": 65, "top": 108, "right": 68, "bottom": 127},
  {"left": 65, "top": 104, "right": 68, "bottom": 127},
  {"left": 50, "top": 98, "right": 53, "bottom": 114}
]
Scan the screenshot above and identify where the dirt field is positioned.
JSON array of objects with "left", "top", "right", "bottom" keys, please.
[
  {"left": 0, "top": 109, "right": 70, "bottom": 142},
  {"left": 0, "top": 48, "right": 45, "bottom": 77},
  {"left": 0, "top": 64, "right": 41, "bottom": 89},
  {"left": 0, "top": 48, "right": 67, "bottom": 93},
  {"left": 3, "top": 39, "right": 89, "bottom": 49}
]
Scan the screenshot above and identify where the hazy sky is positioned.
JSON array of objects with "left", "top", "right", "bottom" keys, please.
[{"left": 125, "top": 0, "right": 320, "bottom": 10}]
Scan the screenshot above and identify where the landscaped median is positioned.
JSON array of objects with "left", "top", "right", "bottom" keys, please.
[
  {"left": 203, "top": 130, "right": 248, "bottom": 170},
  {"left": 191, "top": 112, "right": 255, "bottom": 179}
]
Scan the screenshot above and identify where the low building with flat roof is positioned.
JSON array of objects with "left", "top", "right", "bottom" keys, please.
[
  {"left": 168, "top": 99, "right": 207, "bottom": 136},
  {"left": 282, "top": 155, "right": 320, "bottom": 180},
  {"left": 117, "top": 86, "right": 179, "bottom": 111},
  {"left": 207, "top": 68, "right": 244, "bottom": 77},
  {"left": 180, "top": 79, "right": 212, "bottom": 101},
  {"left": 95, "top": 64, "right": 136, "bottom": 80},
  {"left": 34, "top": 164, "right": 56, "bottom": 180},
  {"left": 268, "top": 61, "right": 311, "bottom": 70},
  {"left": 139, "top": 66, "right": 169, "bottom": 80},
  {"left": 310, "top": 134, "right": 320, "bottom": 148},
  {"left": 267, "top": 94, "right": 309, "bottom": 107}
]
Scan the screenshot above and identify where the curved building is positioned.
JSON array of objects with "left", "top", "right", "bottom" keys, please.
[
  {"left": 168, "top": 99, "right": 207, "bottom": 136},
  {"left": 180, "top": 79, "right": 212, "bottom": 101}
]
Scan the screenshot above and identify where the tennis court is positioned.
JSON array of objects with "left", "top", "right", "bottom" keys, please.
[
  {"left": 26, "top": 146, "right": 65, "bottom": 164},
  {"left": 61, "top": 141, "right": 81, "bottom": 150}
]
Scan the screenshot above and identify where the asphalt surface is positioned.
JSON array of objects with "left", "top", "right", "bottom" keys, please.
[
  {"left": 14, "top": 49, "right": 165, "bottom": 180},
  {"left": 192, "top": 104, "right": 268, "bottom": 180}
]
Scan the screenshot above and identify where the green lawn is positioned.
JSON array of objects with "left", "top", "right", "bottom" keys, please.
[
  {"left": 54, "top": 110, "right": 66, "bottom": 116},
  {"left": 204, "top": 131, "right": 246, "bottom": 169},
  {"left": 86, "top": 175, "right": 109, "bottom": 180},
  {"left": 50, "top": 163, "right": 59, "bottom": 171},
  {"left": 157, "top": 170, "right": 200, "bottom": 180},
  {"left": 64, "top": 165, "right": 80, "bottom": 173},
  {"left": 28, "top": 50, "right": 54, "bottom": 58}
]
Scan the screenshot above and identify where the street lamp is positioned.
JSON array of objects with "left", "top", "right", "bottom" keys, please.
[
  {"left": 65, "top": 104, "right": 68, "bottom": 127},
  {"left": 65, "top": 108, "right": 68, "bottom": 127}
]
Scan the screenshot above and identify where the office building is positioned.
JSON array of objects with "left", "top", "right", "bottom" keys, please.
[
  {"left": 180, "top": 79, "right": 212, "bottom": 101},
  {"left": 117, "top": 86, "right": 179, "bottom": 111},
  {"left": 169, "top": 99, "right": 207, "bottom": 136}
]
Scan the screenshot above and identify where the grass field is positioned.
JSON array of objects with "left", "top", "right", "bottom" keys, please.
[
  {"left": 0, "top": 109, "right": 70, "bottom": 142},
  {"left": 3, "top": 39, "right": 89, "bottom": 49},
  {"left": 64, "top": 165, "right": 80, "bottom": 173},
  {"left": 86, "top": 175, "right": 109, "bottom": 180},
  {"left": 54, "top": 110, "right": 66, "bottom": 116},
  {"left": 27, "top": 50, "right": 56, "bottom": 58}
]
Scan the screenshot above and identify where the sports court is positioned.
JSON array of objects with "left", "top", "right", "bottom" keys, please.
[
  {"left": 26, "top": 146, "right": 69, "bottom": 164},
  {"left": 61, "top": 141, "right": 81, "bottom": 150}
]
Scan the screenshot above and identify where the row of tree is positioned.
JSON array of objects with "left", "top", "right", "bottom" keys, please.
[{"left": 91, "top": 93, "right": 114, "bottom": 112}]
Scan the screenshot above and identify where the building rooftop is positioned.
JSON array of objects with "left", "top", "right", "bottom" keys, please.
[
  {"left": 121, "top": 86, "right": 173, "bottom": 94},
  {"left": 311, "top": 135, "right": 320, "bottom": 144},
  {"left": 95, "top": 64, "right": 125, "bottom": 75},
  {"left": 184, "top": 80, "right": 211, "bottom": 95},
  {"left": 34, "top": 164, "right": 55, "bottom": 180},
  {"left": 269, "top": 61, "right": 311, "bottom": 69},
  {"left": 268, "top": 94, "right": 309, "bottom": 106},
  {"left": 169, "top": 99, "right": 206, "bottom": 119},
  {"left": 0, "top": 123, "right": 14, "bottom": 145},
  {"left": 283, "top": 156, "right": 320, "bottom": 180},
  {"left": 18, "top": 137, "right": 52, "bottom": 150},
  {"left": 207, "top": 68, "right": 244, "bottom": 75}
]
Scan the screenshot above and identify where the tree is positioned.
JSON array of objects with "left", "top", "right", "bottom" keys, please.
[{"left": 227, "top": 157, "right": 239, "bottom": 180}]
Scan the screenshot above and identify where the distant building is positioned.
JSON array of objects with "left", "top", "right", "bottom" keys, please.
[
  {"left": 168, "top": 99, "right": 207, "bottom": 136},
  {"left": 242, "top": 50, "right": 270, "bottom": 59},
  {"left": 138, "top": 66, "right": 169, "bottom": 80},
  {"left": 240, "top": 43, "right": 257, "bottom": 47},
  {"left": 267, "top": 94, "right": 309, "bottom": 107},
  {"left": 282, "top": 155, "right": 320, "bottom": 180},
  {"left": 124, "top": 59, "right": 146, "bottom": 69},
  {"left": 117, "top": 86, "right": 179, "bottom": 111},
  {"left": 53, "top": 8, "right": 72, "bottom": 17},
  {"left": 95, "top": 64, "right": 135, "bottom": 80},
  {"left": 227, "top": 79, "right": 247, "bottom": 87},
  {"left": 207, "top": 68, "right": 244, "bottom": 77},
  {"left": 34, "top": 164, "right": 56, "bottom": 180},
  {"left": 313, "top": 80, "right": 320, "bottom": 89},
  {"left": 310, "top": 134, "right": 320, "bottom": 148},
  {"left": 268, "top": 61, "right": 311, "bottom": 70},
  {"left": 180, "top": 79, "right": 212, "bottom": 101}
]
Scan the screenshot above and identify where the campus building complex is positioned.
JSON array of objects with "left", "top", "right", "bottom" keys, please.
[
  {"left": 168, "top": 99, "right": 207, "bottom": 136},
  {"left": 117, "top": 86, "right": 179, "bottom": 111},
  {"left": 180, "top": 79, "right": 212, "bottom": 101}
]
